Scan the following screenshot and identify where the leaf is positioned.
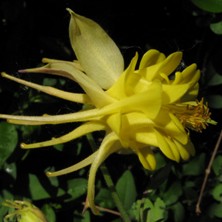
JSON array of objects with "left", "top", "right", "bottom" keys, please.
[
  {"left": 170, "top": 202, "right": 185, "bottom": 222},
  {"left": 148, "top": 164, "right": 172, "bottom": 189},
  {"left": 212, "top": 155, "right": 222, "bottom": 176},
  {"left": 43, "top": 77, "right": 57, "bottom": 86},
  {"left": 115, "top": 170, "right": 137, "bottom": 211},
  {"left": 191, "top": 0, "right": 222, "bottom": 13},
  {"left": 0, "top": 122, "right": 18, "bottom": 167},
  {"left": 129, "top": 197, "right": 167, "bottom": 222},
  {"left": 147, "top": 198, "right": 166, "bottom": 222},
  {"left": 206, "top": 95, "right": 222, "bottom": 109},
  {"left": 182, "top": 153, "right": 206, "bottom": 176},
  {"left": 208, "top": 203, "right": 222, "bottom": 218},
  {"left": 41, "top": 204, "right": 56, "bottom": 222},
  {"left": 29, "top": 174, "right": 50, "bottom": 200},
  {"left": 0, "top": 190, "right": 14, "bottom": 220},
  {"left": 95, "top": 188, "right": 115, "bottom": 209},
  {"left": 210, "top": 183, "right": 222, "bottom": 201},
  {"left": 162, "top": 182, "right": 182, "bottom": 205},
  {"left": 67, "top": 178, "right": 87, "bottom": 200},
  {"left": 210, "top": 20, "right": 222, "bottom": 34}
]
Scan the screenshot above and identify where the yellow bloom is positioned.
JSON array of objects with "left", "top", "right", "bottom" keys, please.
[
  {"left": 0, "top": 9, "right": 216, "bottom": 214},
  {"left": 3, "top": 200, "right": 47, "bottom": 222}
]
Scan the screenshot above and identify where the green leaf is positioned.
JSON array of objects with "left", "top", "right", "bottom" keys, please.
[
  {"left": 130, "top": 198, "right": 167, "bottom": 222},
  {"left": 42, "top": 204, "right": 56, "bottom": 222},
  {"left": 182, "top": 153, "right": 206, "bottom": 176},
  {"left": 191, "top": 0, "right": 222, "bottom": 13},
  {"left": 210, "top": 20, "right": 222, "bottom": 34},
  {"left": 210, "top": 183, "right": 222, "bottom": 201},
  {"left": 208, "top": 72, "right": 222, "bottom": 86},
  {"left": 95, "top": 188, "right": 115, "bottom": 209},
  {"left": 0, "top": 122, "right": 18, "bottom": 167},
  {"left": 67, "top": 178, "right": 87, "bottom": 200},
  {"left": 0, "top": 190, "right": 14, "bottom": 220},
  {"left": 29, "top": 174, "right": 50, "bottom": 200},
  {"left": 202, "top": 61, "right": 222, "bottom": 87},
  {"left": 147, "top": 198, "right": 166, "bottom": 222},
  {"left": 149, "top": 164, "right": 172, "bottom": 189},
  {"left": 206, "top": 95, "right": 222, "bottom": 109},
  {"left": 212, "top": 155, "right": 222, "bottom": 176},
  {"left": 116, "top": 170, "right": 137, "bottom": 211},
  {"left": 162, "top": 182, "right": 182, "bottom": 205},
  {"left": 80, "top": 210, "right": 91, "bottom": 222},
  {"left": 208, "top": 203, "right": 222, "bottom": 218},
  {"left": 43, "top": 77, "right": 58, "bottom": 86},
  {"left": 170, "top": 202, "right": 185, "bottom": 222}
]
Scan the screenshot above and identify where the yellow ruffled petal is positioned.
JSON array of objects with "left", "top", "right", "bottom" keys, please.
[
  {"left": 173, "top": 140, "right": 190, "bottom": 160},
  {"left": 142, "top": 51, "right": 182, "bottom": 81},
  {"left": 67, "top": 8, "right": 124, "bottom": 89},
  {"left": 102, "top": 81, "right": 162, "bottom": 119},
  {"left": 154, "top": 129, "right": 180, "bottom": 162},
  {"left": 162, "top": 83, "right": 194, "bottom": 104},
  {"left": 135, "top": 131, "right": 157, "bottom": 147},
  {"left": 21, "top": 122, "right": 105, "bottom": 148},
  {"left": 173, "top": 64, "right": 200, "bottom": 85},
  {"left": 106, "top": 53, "right": 138, "bottom": 99},
  {"left": 136, "top": 147, "right": 156, "bottom": 170},
  {"left": 139, "top": 49, "right": 166, "bottom": 69}
]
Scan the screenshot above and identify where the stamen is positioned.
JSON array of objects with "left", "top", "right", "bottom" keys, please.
[{"left": 172, "top": 98, "right": 217, "bottom": 132}]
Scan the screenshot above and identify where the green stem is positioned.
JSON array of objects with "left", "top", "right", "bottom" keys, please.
[{"left": 86, "top": 134, "right": 131, "bottom": 222}]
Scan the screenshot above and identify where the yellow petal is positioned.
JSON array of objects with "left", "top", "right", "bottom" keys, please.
[
  {"left": 173, "top": 140, "right": 190, "bottom": 160},
  {"left": 136, "top": 147, "right": 156, "bottom": 170},
  {"left": 67, "top": 8, "right": 124, "bottom": 89},
  {"left": 139, "top": 49, "right": 166, "bottom": 69},
  {"left": 106, "top": 113, "right": 121, "bottom": 136},
  {"left": 162, "top": 83, "right": 193, "bottom": 104},
  {"left": 135, "top": 130, "right": 157, "bottom": 147},
  {"left": 173, "top": 64, "right": 200, "bottom": 85},
  {"left": 154, "top": 129, "right": 180, "bottom": 162},
  {"left": 101, "top": 81, "right": 162, "bottom": 119},
  {"left": 21, "top": 122, "right": 105, "bottom": 148},
  {"left": 106, "top": 53, "right": 138, "bottom": 99},
  {"left": 142, "top": 51, "right": 182, "bottom": 81},
  {"left": 155, "top": 110, "right": 188, "bottom": 145}
]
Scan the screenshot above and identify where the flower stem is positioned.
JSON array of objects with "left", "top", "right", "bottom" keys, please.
[{"left": 86, "top": 134, "right": 131, "bottom": 222}]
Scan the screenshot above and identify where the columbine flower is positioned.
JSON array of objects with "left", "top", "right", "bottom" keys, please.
[
  {"left": 3, "top": 200, "right": 47, "bottom": 222},
  {"left": 0, "top": 9, "right": 216, "bottom": 214}
]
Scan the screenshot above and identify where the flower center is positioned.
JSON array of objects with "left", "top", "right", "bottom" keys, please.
[{"left": 171, "top": 98, "right": 216, "bottom": 132}]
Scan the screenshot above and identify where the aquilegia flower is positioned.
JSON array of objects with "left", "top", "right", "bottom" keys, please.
[
  {"left": 3, "top": 200, "right": 47, "bottom": 222},
  {"left": 0, "top": 9, "right": 216, "bottom": 214}
]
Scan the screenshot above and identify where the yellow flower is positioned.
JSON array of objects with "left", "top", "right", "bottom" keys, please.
[
  {"left": 3, "top": 200, "right": 47, "bottom": 222},
  {"left": 0, "top": 9, "right": 216, "bottom": 214}
]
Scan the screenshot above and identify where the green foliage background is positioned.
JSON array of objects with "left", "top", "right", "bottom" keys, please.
[{"left": 0, "top": 0, "right": 222, "bottom": 221}]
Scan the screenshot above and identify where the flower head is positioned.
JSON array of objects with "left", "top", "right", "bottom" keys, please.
[
  {"left": 0, "top": 9, "right": 217, "bottom": 214},
  {"left": 3, "top": 200, "right": 47, "bottom": 222}
]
